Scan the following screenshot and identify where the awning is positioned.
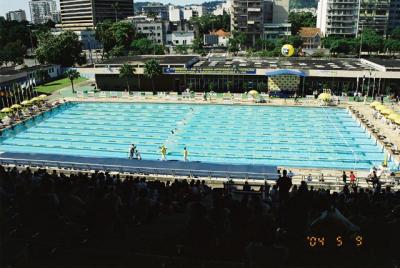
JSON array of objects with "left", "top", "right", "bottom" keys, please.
[{"left": 265, "top": 69, "right": 306, "bottom": 77}]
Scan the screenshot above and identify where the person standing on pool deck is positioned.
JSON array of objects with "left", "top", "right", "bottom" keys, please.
[
  {"left": 160, "top": 145, "right": 167, "bottom": 161},
  {"left": 129, "top": 144, "right": 136, "bottom": 159},
  {"left": 342, "top": 171, "right": 347, "bottom": 184},
  {"left": 183, "top": 147, "right": 188, "bottom": 161}
]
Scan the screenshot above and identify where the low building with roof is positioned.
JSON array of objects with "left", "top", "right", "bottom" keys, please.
[
  {"left": 78, "top": 55, "right": 400, "bottom": 96},
  {"left": 298, "top": 27, "right": 322, "bottom": 49}
]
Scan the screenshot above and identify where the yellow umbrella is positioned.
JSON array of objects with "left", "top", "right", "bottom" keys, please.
[
  {"left": 248, "top": 90, "right": 259, "bottom": 97},
  {"left": 388, "top": 114, "right": 400, "bottom": 121},
  {"left": 21, "top": 100, "right": 31, "bottom": 106},
  {"left": 1, "top": 107, "right": 12, "bottom": 113},
  {"left": 38, "top": 94, "right": 47, "bottom": 99},
  {"left": 395, "top": 118, "right": 400, "bottom": 124},
  {"left": 375, "top": 104, "right": 386, "bottom": 111},
  {"left": 31, "top": 97, "right": 40, "bottom": 102},
  {"left": 318, "top": 93, "right": 332, "bottom": 101},
  {"left": 370, "top": 101, "right": 381, "bottom": 107},
  {"left": 11, "top": 104, "right": 22, "bottom": 110},
  {"left": 380, "top": 108, "right": 394, "bottom": 115}
]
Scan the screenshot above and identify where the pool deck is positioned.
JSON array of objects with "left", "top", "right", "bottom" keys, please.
[
  {"left": 0, "top": 152, "right": 278, "bottom": 180},
  {"left": 63, "top": 95, "right": 346, "bottom": 108},
  {"left": 349, "top": 102, "right": 400, "bottom": 167}
]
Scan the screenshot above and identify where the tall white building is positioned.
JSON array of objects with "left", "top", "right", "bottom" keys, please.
[
  {"left": 29, "top": 0, "right": 59, "bottom": 24},
  {"left": 190, "top": 5, "right": 207, "bottom": 17},
  {"left": 6, "top": 10, "right": 27, "bottom": 22},
  {"left": 183, "top": 8, "right": 193, "bottom": 20},
  {"left": 168, "top": 5, "right": 207, "bottom": 22},
  {"left": 213, "top": 0, "right": 233, "bottom": 15},
  {"left": 317, "top": 0, "right": 359, "bottom": 37},
  {"left": 317, "top": 0, "right": 390, "bottom": 37},
  {"left": 169, "top": 5, "right": 182, "bottom": 22}
]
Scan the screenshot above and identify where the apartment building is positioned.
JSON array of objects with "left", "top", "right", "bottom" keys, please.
[{"left": 60, "top": 0, "right": 134, "bottom": 30}]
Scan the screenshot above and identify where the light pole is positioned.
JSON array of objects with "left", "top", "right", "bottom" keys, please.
[
  {"left": 358, "top": 24, "right": 363, "bottom": 59},
  {"left": 27, "top": 25, "right": 37, "bottom": 65}
]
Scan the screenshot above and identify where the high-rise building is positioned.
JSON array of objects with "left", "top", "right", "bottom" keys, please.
[
  {"left": 388, "top": 0, "right": 400, "bottom": 34},
  {"left": 141, "top": 3, "right": 169, "bottom": 20},
  {"left": 359, "top": 0, "right": 390, "bottom": 36},
  {"left": 5, "top": 9, "right": 27, "bottom": 22},
  {"left": 263, "top": 0, "right": 291, "bottom": 40},
  {"left": 231, "top": 0, "right": 290, "bottom": 45},
  {"left": 231, "top": 0, "right": 265, "bottom": 45},
  {"left": 60, "top": 0, "right": 134, "bottom": 30},
  {"left": 168, "top": 5, "right": 182, "bottom": 22},
  {"left": 317, "top": 0, "right": 391, "bottom": 37},
  {"left": 317, "top": 0, "right": 359, "bottom": 37},
  {"left": 29, "top": 0, "right": 58, "bottom": 24},
  {"left": 213, "top": 0, "right": 233, "bottom": 16}
]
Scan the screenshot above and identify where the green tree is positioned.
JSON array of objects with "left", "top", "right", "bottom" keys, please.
[
  {"left": 95, "top": 20, "right": 136, "bottom": 58},
  {"left": 191, "top": 37, "right": 204, "bottom": 54},
  {"left": 144, "top": 59, "right": 162, "bottom": 92},
  {"left": 175, "top": 44, "right": 188, "bottom": 54},
  {"left": 255, "top": 39, "right": 275, "bottom": 51},
  {"left": 384, "top": 39, "right": 400, "bottom": 56},
  {"left": 95, "top": 20, "right": 116, "bottom": 58},
  {"left": 390, "top": 27, "right": 400, "bottom": 40},
  {"left": 360, "top": 28, "right": 384, "bottom": 54},
  {"left": 2, "top": 40, "right": 26, "bottom": 65},
  {"left": 119, "top": 64, "right": 136, "bottom": 92},
  {"left": 110, "top": 21, "right": 135, "bottom": 49},
  {"left": 228, "top": 32, "right": 246, "bottom": 53},
  {"left": 131, "top": 38, "right": 153, "bottom": 54},
  {"left": 35, "top": 31, "right": 85, "bottom": 66},
  {"left": 190, "top": 13, "right": 230, "bottom": 35},
  {"left": 288, "top": 12, "right": 316, "bottom": 35},
  {"left": 65, "top": 69, "right": 80, "bottom": 94},
  {"left": 286, "top": 35, "right": 303, "bottom": 48},
  {"left": 130, "top": 38, "right": 164, "bottom": 55},
  {"left": 330, "top": 39, "right": 353, "bottom": 55}
]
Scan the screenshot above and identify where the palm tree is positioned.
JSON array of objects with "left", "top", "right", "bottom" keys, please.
[
  {"left": 111, "top": 1, "right": 119, "bottom": 22},
  {"left": 119, "top": 64, "right": 136, "bottom": 92},
  {"left": 144, "top": 59, "right": 162, "bottom": 92},
  {"left": 65, "top": 69, "right": 80, "bottom": 94}
]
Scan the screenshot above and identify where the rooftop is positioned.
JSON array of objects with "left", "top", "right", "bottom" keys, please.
[
  {"left": 366, "top": 58, "right": 400, "bottom": 71},
  {"left": 97, "top": 56, "right": 400, "bottom": 72},
  {"left": 192, "top": 57, "right": 373, "bottom": 71},
  {"left": 298, "top": 27, "right": 322, "bottom": 37},
  {"left": 98, "top": 55, "right": 198, "bottom": 66},
  {"left": 209, "top": 29, "right": 231, "bottom": 37}
]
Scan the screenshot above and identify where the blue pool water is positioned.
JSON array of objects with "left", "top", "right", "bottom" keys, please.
[{"left": 0, "top": 102, "right": 391, "bottom": 170}]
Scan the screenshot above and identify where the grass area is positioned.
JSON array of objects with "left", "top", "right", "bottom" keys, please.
[{"left": 35, "top": 77, "right": 88, "bottom": 94}]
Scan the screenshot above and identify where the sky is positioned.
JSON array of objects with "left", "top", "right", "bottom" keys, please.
[{"left": 0, "top": 0, "right": 207, "bottom": 21}]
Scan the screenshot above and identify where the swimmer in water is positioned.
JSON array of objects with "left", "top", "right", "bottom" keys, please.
[{"left": 171, "top": 130, "right": 174, "bottom": 134}]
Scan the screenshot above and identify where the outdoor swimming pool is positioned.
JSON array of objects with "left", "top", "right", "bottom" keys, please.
[{"left": 0, "top": 102, "right": 392, "bottom": 170}]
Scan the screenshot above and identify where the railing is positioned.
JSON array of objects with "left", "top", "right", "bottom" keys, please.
[{"left": 0, "top": 157, "right": 278, "bottom": 181}]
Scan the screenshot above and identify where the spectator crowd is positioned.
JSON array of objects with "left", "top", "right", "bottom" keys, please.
[{"left": 1, "top": 165, "right": 400, "bottom": 267}]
